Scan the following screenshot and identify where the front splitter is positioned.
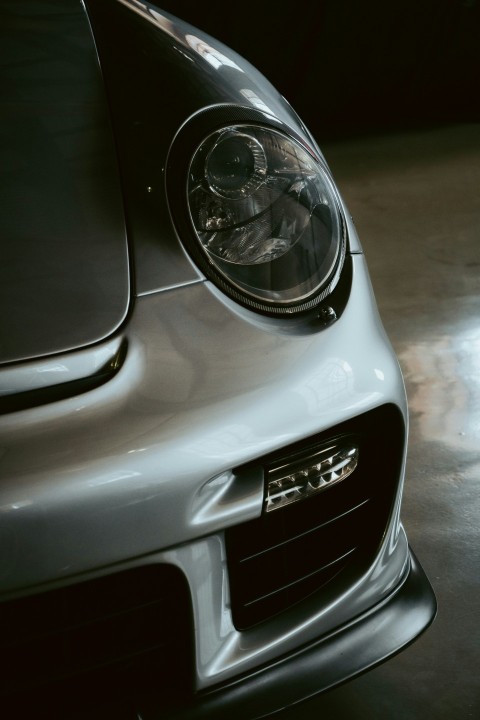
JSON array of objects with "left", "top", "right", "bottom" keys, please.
[{"left": 139, "top": 549, "right": 436, "bottom": 719}]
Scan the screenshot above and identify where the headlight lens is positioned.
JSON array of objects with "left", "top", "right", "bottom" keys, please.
[{"left": 187, "top": 125, "right": 345, "bottom": 311}]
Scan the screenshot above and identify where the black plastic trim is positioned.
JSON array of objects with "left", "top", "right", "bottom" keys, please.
[
  {"left": 139, "top": 550, "right": 436, "bottom": 720},
  {"left": 226, "top": 404, "right": 405, "bottom": 629}
]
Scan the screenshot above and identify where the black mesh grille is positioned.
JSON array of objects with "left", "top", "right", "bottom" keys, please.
[
  {"left": 0, "top": 564, "right": 194, "bottom": 715},
  {"left": 226, "top": 405, "right": 405, "bottom": 629}
]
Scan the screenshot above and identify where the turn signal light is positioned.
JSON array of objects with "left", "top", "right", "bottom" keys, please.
[{"left": 265, "top": 443, "right": 359, "bottom": 513}]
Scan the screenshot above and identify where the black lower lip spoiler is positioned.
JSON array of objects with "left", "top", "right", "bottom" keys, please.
[{"left": 139, "top": 549, "right": 436, "bottom": 720}]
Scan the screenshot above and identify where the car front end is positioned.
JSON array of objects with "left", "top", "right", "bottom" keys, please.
[{"left": 0, "top": 1, "right": 435, "bottom": 717}]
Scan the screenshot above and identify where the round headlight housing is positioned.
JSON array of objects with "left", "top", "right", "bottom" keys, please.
[
  {"left": 186, "top": 124, "right": 345, "bottom": 313},
  {"left": 166, "top": 109, "right": 348, "bottom": 316}
]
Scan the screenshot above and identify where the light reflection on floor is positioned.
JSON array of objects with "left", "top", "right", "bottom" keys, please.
[
  {"left": 400, "top": 329, "right": 480, "bottom": 453},
  {"left": 278, "top": 123, "right": 480, "bottom": 719}
]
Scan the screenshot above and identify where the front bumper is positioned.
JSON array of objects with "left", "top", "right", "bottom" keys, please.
[
  {"left": 140, "top": 550, "right": 436, "bottom": 719},
  {"left": 0, "top": 253, "right": 434, "bottom": 714},
  {"left": 0, "top": 254, "right": 406, "bottom": 594}
]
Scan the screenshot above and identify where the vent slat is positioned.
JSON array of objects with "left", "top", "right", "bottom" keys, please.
[
  {"left": 244, "top": 548, "right": 356, "bottom": 607},
  {"left": 238, "top": 498, "right": 370, "bottom": 563}
]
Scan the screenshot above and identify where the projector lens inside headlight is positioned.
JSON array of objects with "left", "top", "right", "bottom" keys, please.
[
  {"left": 187, "top": 125, "right": 345, "bottom": 311},
  {"left": 205, "top": 131, "right": 267, "bottom": 199}
]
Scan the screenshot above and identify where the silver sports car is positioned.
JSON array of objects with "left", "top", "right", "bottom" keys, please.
[{"left": 0, "top": 0, "right": 435, "bottom": 717}]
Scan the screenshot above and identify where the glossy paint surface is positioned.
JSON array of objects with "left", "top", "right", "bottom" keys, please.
[
  {"left": 0, "top": 2, "right": 436, "bottom": 713},
  {"left": 86, "top": 0, "right": 336, "bottom": 295},
  {"left": 0, "top": 254, "right": 405, "bottom": 595},
  {"left": 0, "top": 1, "right": 129, "bottom": 364},
  {"left": 0, "top": 337, "right": 123, "bottom": 397},
  {"left": 0, "top": 254, "right": 413, "bottom": 690}
]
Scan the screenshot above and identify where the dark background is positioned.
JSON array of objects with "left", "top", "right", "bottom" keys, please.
[{"left": 159, "top": 0, "right": 479, "bottom": 139}]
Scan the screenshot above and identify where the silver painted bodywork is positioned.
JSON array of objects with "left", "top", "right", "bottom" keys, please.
[
  {"left": 0, "top": 248, "right": 409, "bottom": 688},
  {"left": 0, "top": 0, "right": 432, "bottom": 710}
]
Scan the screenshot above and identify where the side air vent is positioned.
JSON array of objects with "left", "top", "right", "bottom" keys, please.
[{"left": 226, "top": 405, "right": 404, "bottom": 629}]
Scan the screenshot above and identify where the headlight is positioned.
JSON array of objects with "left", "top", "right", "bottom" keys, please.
[{"left": 168, "top": 114, "right": 347, "bottom": 315}]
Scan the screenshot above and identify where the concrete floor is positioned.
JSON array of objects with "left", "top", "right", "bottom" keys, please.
[{"left": 280, "top": 123, "right": 480, "bottom": 719}]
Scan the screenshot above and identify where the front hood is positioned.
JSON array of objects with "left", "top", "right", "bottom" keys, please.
[{"left": 0, "top": 0, "right": 129, "bottom": 366}]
